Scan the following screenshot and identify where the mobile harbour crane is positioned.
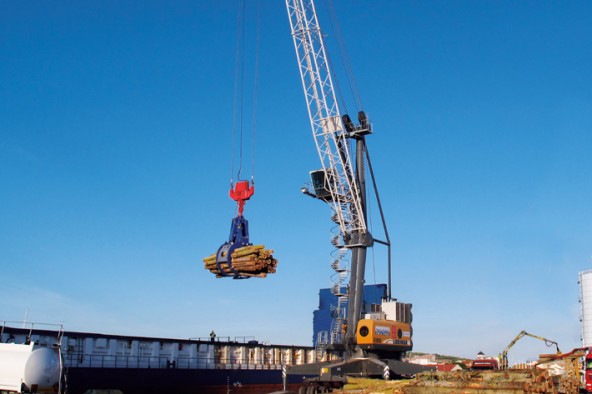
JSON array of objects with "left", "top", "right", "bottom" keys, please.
[
  {"left": 499, "top": 330, "right": 560, "bottom": 369},
  {"left": 205, "top": 0, "right": 424, "bottom": 389},
  {"left": 282, "top": 0, "right": 428, "bottom": 390}
]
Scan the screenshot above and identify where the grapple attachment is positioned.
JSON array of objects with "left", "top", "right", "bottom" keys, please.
[
  {"left": 215, "top": 215, "right": 252, "bottom": 279},
  {"left": 202, "top": 179, "right": 278, "bottom": 278}
]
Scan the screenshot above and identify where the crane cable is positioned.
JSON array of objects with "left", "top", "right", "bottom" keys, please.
[
  {"left": 251, "top": 0, "right": 261, "bottom": 180},
  {"left": 231, "top": 0, "right": 260, "bottom": 185},
  {"left": 325, "top": 0, "right": 364, "bottom": 114},
  {"left": 324, "top": 0, "right": 380, "bottom": 285},
  {"left": 323, "top": 0, "right": 367, "bottom": 183},
  {"left": 230, "top": 0, "right": 244, "bottom": 184}
]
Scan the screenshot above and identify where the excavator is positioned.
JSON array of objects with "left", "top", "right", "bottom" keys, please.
[{"left": 282, "top": 0, "right": 428, "bottom": 391}]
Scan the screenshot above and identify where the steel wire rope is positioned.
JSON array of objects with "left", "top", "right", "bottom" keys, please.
[
  {"left": 324, "top": 36, "right": 349, "bottom": 119},
  {"left": 237, "top": 0, "right": 246, "bottom": 181},
  {"left": 326, "top": 0, "right": 364, "bottom": 113},
  {"left": 250, "top": 0, "right": 262, "bottom": 182},
  {"left": 231, "top": 0, "right": 259, "bottom": 185},
  {"left": 309, "top": 0, "right": 348, "bottom": 121},
  {"left": 231, "top": 0, "right": 245, "bottom": 184}
]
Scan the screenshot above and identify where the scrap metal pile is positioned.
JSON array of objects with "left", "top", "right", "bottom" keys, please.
[{"left": 203, "top": 245, "right": 277, "bottom": 278}]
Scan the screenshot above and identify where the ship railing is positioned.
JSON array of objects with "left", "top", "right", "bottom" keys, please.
[
  {"left": 62, "top": 353, "right": 283, "bottom": 370},
  {"left": 190, "top": 336, "right": 232, "bottom": 342},
  {"left": 1, "top": 321, "right": 64, "bottom": 345},
  {"left": 189, "top": 336, "right": 258, "bottom": 344}
]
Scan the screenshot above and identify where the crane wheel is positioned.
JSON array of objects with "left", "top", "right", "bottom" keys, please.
[{"left": 306, "top": 385, "right": 318, "bottom": 394}]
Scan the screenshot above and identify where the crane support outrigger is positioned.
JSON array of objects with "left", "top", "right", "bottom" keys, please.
[{"left": 284, "top": 0, "right": 431, "bottom": 391}]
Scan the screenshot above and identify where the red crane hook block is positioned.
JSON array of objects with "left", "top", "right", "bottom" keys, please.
[{"left": 229, "top": 180, "right": 254, "bottom": 216}]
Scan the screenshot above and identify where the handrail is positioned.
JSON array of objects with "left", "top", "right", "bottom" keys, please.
[
  {"left": 2, "top": 320, "right": 64, "bottom": 330},
  {"left": 2, "top": 321, "right": 64, "bottom": 343},
  {"left": 189, "top": 336, "right": 232, "bottom": 342},
  {"left": 188, "top": 336, "right": 257, "bottom": 344},
  {"left": 62, "top": 353, "right": 286, "bottom": 370}
]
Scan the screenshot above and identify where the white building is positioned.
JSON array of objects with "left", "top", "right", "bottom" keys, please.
[{"left": 579, "top": 270, "right": 592, "bottom": 347}]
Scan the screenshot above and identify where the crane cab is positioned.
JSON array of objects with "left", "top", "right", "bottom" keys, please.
[{"left": 309, "top": 170, "right": 334, "bottom": 201}]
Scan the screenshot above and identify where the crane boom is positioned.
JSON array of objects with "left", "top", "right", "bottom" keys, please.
[{"left": 285, "top": 0, "right": 366, "bottom": 238}]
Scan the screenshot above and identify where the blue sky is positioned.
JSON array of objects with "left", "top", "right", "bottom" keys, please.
[{"left": 1, "top": 0, "right": 591, "bottom": 365}]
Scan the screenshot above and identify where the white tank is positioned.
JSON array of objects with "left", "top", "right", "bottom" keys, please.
[
  {"left": 580, "top": 270, "right": 592, "bottom": 347},
  {"left": 0, "top": 342, "right": 34, "bottom": 392},
  {"left": 24, "top": 347, "right": 61, "bottom": 390}
]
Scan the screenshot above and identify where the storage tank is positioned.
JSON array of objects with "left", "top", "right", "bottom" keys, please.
[
  {"left": 0, "top": 343, "right": 60, "bottom": 393},
  {"left": 579, "top": 270, "right": 592, "bottom": 347},
  {"left": 24, "top": 347, "right": 61, "bottom": 391},
  {"left": 0, "top": 342, "right": 34, "bottom": 392}
]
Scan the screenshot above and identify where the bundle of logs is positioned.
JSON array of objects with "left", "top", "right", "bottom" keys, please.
[
  {"left": 406, "top": 369, "right": 562, "bottom": 394},
  {"left": 203, "top": 245, "right": 278, "bottom": 278}
]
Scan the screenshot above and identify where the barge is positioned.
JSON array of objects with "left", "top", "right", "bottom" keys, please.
[{"left": 0, "top": 321, "right": 324, "bottom": 394}]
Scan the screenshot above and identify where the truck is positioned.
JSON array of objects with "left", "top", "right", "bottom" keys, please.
[{"left": 585, "top": 351, "right": 592, "bottom": 393}]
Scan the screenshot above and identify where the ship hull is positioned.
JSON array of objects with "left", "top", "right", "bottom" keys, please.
[
  {"left": 1, "top": 324, "right": 319, "bottom": 394},
  {"left": 66, "top": 367, "right": 310, "bottom": 394}
]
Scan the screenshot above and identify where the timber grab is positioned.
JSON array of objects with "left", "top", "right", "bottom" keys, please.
[
  {"left": 215, "top": 181, "right": 255, "bottom": 278},
  {"left": 203, "top": 180, "right": 278, "bottom": 279}
]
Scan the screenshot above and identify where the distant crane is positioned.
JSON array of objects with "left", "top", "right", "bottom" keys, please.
[{"left": 499, "top": 330, "right": 561, "bottom": 369}]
